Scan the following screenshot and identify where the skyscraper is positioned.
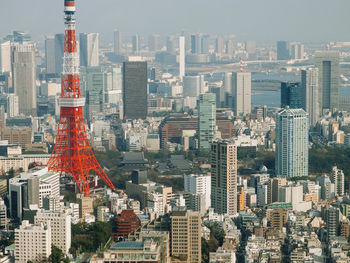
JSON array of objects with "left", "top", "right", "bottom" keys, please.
[
  {"left": 277, "top": 41, "right": 290, "bottom": 60},
  {"left": 179, "top": 36, "right": 185, "bottom": 81},
  {"left": 184, "top": 174, "right": 211, "bottom": 211},
  {"left": 132, "top": 35, "right": 139, "bottom": 55},
  {"left": 45, "top": 36, "right": 56, "bottom": 74},
  {"left": 79, "top": 33, "right": 99, "bottom": 67},
  {"left": 7, "top": 94, "right": 19, "bottom": 118},
  {"left": 0, "top": 41, "right": 11, "bottom": 73},
  {"left": 275, "top": 108, "right": 309, "bottom": 178},
  {"left": 290, "top": 43, "right": 304, "bottom": 60},
  {"left": 198, "top": 93, "right": 216, "bottom": 150},
  {"left": 326, "top": 207, "right": 339, "bottom": 241},
  {"left": 331, "top": 166, "right": 344, "bottom": 197},
  {"left": 281, "top": 82, "right": 302, "bottom": 109},
  {"left": 245, "top": 41, "right": 256, "bottom": 55},
  {"left": 171, "top": 208, "right": 201, "bottom": 263},
  {"left": 314, "top": 51, "right": 340, "bottom": 112},
  {"left": 54, "top": 33, "right": 64, "bottom": 75},
  {"left": 166, "top": 36, "right": 176, "bottom": 53},
  {"left": 191, "top": 34, "right": 201, "bottom": 54},
  {"left": 211, "top": 140, "right": 237, "bottom": 216},
  {"left": 148, "top": 34, "right": 159, "bottom": 52},
  {"left": 301, "top": 68, "right": 319, "bottom": 126},
  {"left": 226, "top": 40, "right": 234, "bottom": 56},
  {"left": 201, "top": 34, "right": 210, "bottom": 54},
  {"left": 113, "top": 30, "right": 121, "bottom": 55},
  {"left": 232, "top": 72, "right": 251, "bottom": 116},
  {"left": 183, "top": 75, "right": 204, "bottom": 97},
  {"left": 216, "top": 36, "right": 224, "bottom": 55},
  {"left": 123, "top": 61, "right": 147, "bottom": 120},
  {"left": 11, "top": 42, "right": 36, "bottom": 116},
  {"left": 223, "top": 72, "right": 232, "bottom": 107}
]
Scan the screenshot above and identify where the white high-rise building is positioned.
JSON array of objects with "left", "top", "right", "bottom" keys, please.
[
  {"left": 211, "top": 140, "right": 237, "bottom": 216},
  {"left": 45, "top": 36, "right": 56, "bottom": 74},
  {"left": 6, "top": 94, "right": 19, "bottom": 118},
  {"left": 0, "top": 41, "right": 11, "bottom": 73},
  {"left": 275, "top": 108, "right": 309, "bottom": 178},
  {"left": 114, "top": 30, "right": 121, "bottom": 55},
  {"left": 35, "top": 210, "right": 71, "bottom": 254},
  {"left": 290, "top": 43, "right": 304, "bottom": 60},
  {"left": 232, "top": 72, "right": 251, "bottom": 116},
  {"left": 279, "top": 184, "right": 303, "bottom": 205},
  {"left": 179, "top": 36, "right": 185, "bottom": 81},
  {"left": 15, "top": 220, "right": 51, "bottom": 263},
  {"left": 184, "top": 174, "right": 211, "bottom": 210},
  {"left": 11, "top": 42, "right": 36, "bottom": 116},
  {"left": 331, "top": 166, "right": 344, "bottom": 197},
  {"left": 80, "top": 33, "right": 99, "bottom": 67},
  {"left": 0, "top": 198, "right": 7, "bottom": 229},
  {"left": 301, "top": 68, "right": 319, "bottom": 126}
]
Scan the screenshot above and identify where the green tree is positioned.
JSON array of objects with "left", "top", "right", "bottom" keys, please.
[{"left": 49, "top": 245, "right": 65, "bottom": 263}]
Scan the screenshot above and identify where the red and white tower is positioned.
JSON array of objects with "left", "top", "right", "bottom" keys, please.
[{"left": 47, "top": 0, "right": 115, "bottom": 196}]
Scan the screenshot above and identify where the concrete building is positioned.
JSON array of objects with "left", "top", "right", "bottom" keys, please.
[
  {"left": 0, "top": 198, "right": 7, "bottom": 229},
  {"left": 11, "top": 42, "right": 36, "bottom": 116},
  {"left": 171, "top": 208, "right": 201, "bottom": 263},
  {"left": 0, "top": 41, "right": 11, "bottom": 73},
  {"left": 80, "top": 33, "right": 99, "bottom": 67},
  {"left": 326, "top": 207, "right": 339, "bottom": 241},
  {"left": 15, "top": 220, "right": 51, "bottom": 263},
  {"left": 54, "top": 34, "right": 64, "bottom": 75},
  {"left": 45, "top": 36, "right": 56, "bottom": 74},
  {"left": 6, "top": 94, "right": 19, "bottom": 118},
  {"left": 275, "top": 108, "right": 309, "bottom": 178},
  {"left": 290, "top": 43, "right": 304, "bottom": 60},
  {"left": 211, "top": 140, "right": 237, "bottom": 216},
  {"left": 232, "top": 72, "right": 251, "bottom": 116},
  {"left": 314, "top": 51, "right": 340, "bottom": 112},
  {"left": 268, "top": 178, "right": 287, "bottom": 203},
  {"left": 132, "top": 35, "right": 139, "bottom": 55},
  {"left": 278, "top": 185, "right": 303, "bottom": 206},
  {"left": 277, "top": 41, "right": 289, "bottom": 60},
  {"left": 35, "top": 210, "right": 71, "bottom": 254},
  {"left": 179, "top": 36, "right": 185, "bottom": 81},
  {"left": 184, "top": 174, "right": 211, "bottom": 211},
  {"left": 183, "top": 75, "right": 205, "bottom": 98},
  {"left": 331, "top": 166, "right": 345, "bottom": 197},
  {"left": 77, "top": 194, "right": 93, "bottom": 220},
  {"left": 301, "top": 67, "right": 319, "bottom": 126},
  {"left": 198, "top": 93, "right": 216, "bottom": 150},
  {"left": 123, "top": 61, "right": 147, "bottom": 120},
  {"left": 270, "top": 208, "right": 288, "bottom": 230},
  {"left": 113, "top": 30, "right": 121, "bottom": 55}
]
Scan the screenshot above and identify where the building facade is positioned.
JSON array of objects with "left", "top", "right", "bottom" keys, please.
[
  {"left": 198, "top": 93, "right": 216, "bottom": 150},
  {"left": 232, "top": 72, "right": 251, "bottom": 116},
  {"left": 301, "top": 68, "right": 319, "bottom": 126}
]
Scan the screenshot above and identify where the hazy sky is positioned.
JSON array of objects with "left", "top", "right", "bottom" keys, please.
[{"left": 1, "top": 0, "right": 350, "bottom": 43}]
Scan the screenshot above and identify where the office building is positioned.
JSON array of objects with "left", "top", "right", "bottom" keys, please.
[
  {"left": 79, "top": 33, "right": 99, "bottom": 67},
  {"left": 268, "top": 178, "right": 287, "bottom": 203},
  {"left": 245, "top": 41, "right": 256, "bottom": 55},
  {"left": 270, "top": 208, "right": 288, "bottom": 230},
  {"left": 198, "top": 93, "right": 216, "bottom": 150},
  {"left": 301, "top": 68, "right": 319, "bottom": 126},
  {"left": 277, "top": 41, "right": 290, "bottom": 60},
  {"left": 314, "top": 51, "right": 340, "bottom": 111},
  {"left": 0, "top": 198, "right": 7, "bottom": 229},
  {"left": 211, "top": 140, "right": 237, "bottom": 216},
  {"left": 115, "top": 209, "right": 140, "bottom": 238},
  {"left": 278, "top": 185, "right": 303, "bottom": 205},
  {"left": 148, "top": 35, "right": 159, "bottom": 52},
  {"left": 11, "top": 42, "right": 36, "bottom": 116},
  {"left": 114, "top": 30, "right": 121, "bottom": 55},
  {"left": 223, "top": 72, "right": 232, "bottom": 107},
  {"left": 201, "top": 35, "right": 210, "bottom": 54},
  {"left": 167, "top": 36, "right": 176, "bottom": 53},
  {"left": 45, "top": 36, "right": 56, "bottom": 74},
  {"left": 216, "top": 36, "right": 224, "bottom": 55},
  {"left": 123, "top": 61, "right": 147, "bottom": 119},
  {"left": 226, "top": 40, "right": 234, "bottom": 55},
  {"left": 35, "top": 210, "right": 71, "bottom": 254},
  {"left": 191, "top": 34, "right": 201, "bottom": 54},
  {"left": 275, "top": 108, "right": 308, "bottom": 178},
  {"left": 105, "top": 66, "right": 122, "bottom": 104},
  {"left": 281, "top": 82, "right": 302, "bottom": 109},
  {"left": 54, "top": 33, "right": 64, "bottom": 75},
  {"left": 257, "top": 184, "right": 268, "bottom": 207},
  {"left": 326, "top": 207, "right": 339, "bottom": 241},
  {"left": 183, "top": 75, "right": 205, "bottom": 97},
  {"left": 1, "top": 127, "right": 31, "bottom": 149},
  {"left": 15, "top": 220, "right": 51, "bottom": 263},
  {"left": 290, "top": 43, "right": 304, "bottom": 60},
  {"left": 184, "top": 174, "right": 211, "bottom": 211},
  {"left": 6, "top": 94, "right": 19, "bottom": 118},
  {"left": 77, "top": 193, "right": 93, "bottom": 220},
  {"left": 0, "top": 41, "right": 11, "bottom": 73},
  {"left": 13, "top": 31, "right": 31, "bottom": 43},
  {"left": 331, "top": 166, "right": 344, "bottom": 197},
  {"left": 132, "top": 35, "right": 139, "bottom": 54},
  {"left": 179, "top": 36, "right": 185, "bottom": 81},
  {"left": 171, "top": 208, "right": 201, "bottom": 263},
  {"left": 232, "top": 72, "right": 251, "bottom": 116}
]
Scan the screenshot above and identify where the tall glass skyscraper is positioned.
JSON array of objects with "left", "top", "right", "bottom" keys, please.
[
  {"left": 198, "top": 93, "right": 216, "bottom": 150},
  {"left": 275, "top": 108, "right": 309, "bottom": 178},
  {"left": 281, "top": 82, "right": 302, "bottom": 109},
  {"left": 301, "top": 68, "right": 319, "bottom": 126}
]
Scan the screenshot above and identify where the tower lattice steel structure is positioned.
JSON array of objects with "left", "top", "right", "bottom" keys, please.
[{"left": 47, "top": 0, "right": 115, "bottom": 196}]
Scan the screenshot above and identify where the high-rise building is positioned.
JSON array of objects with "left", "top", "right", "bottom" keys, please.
[
  {"left": 277, "top": 41, "right": 290, "bottom": 60},
  {"left": 290, "top": 43, "right": 304, "bottom": 60},
  {"left": 191, "top": 34, "right": 201, "bottom": 54},
  {"left": 15, "top": 220, "right": 51, "bottom": 263},
  {"left": 184, "top": 174, "right": 211, "bottom": 211},
  {"left": 237, "top": 187, "right": 246, "bottom": 211},
  {"left": 166, "top": 36, "right": 176, "bottom": 53},
  {"left": 0, "top": 41, "right": 11, "bottom": 73},
  {"left": 268, "top": 178, "right": 287, "bottom": 203},
  {"left": 223, "top": 72, "right": 232, "bottom": 107},
  {"left": 179, "top": 36, "right": 185, "bottom": 81},
  {"left": 171, "top": 208, "right": 201, "bottom": 263},
  {"left": 79, "top": 33, "right": 99, "bottom": 67},
  {"left": 226, "top": 40, "right": 234, "bottom": 56},
  {"left": 114, "top": 30, "right": 121, "bottom": 55},
  {"left": 211, "top": 140, "right": 237, "bottom": 216},
  {"left": 216, "top": 36, "right": 224, "bottom": 55},
  {"left": 278, "top": 184, "right": 303, "bottom": 205},
  {"left": 281, "top": 82, "right": 302, "bottom": 109},
  {"left": 77, "top": 193, "right": 93, "bottom": 220},
  {"left": 105, "top": 67, "right": 122, "bottom": 104},
  {"left": 0, "top": 198, "right": 7, "bottom": 229},
  {"left": 270, "top": 208, "right": 288, "bottom": 230},
  {"left": 314, "top": 51, "right": 340, "bottom": 112},
  {"left": 148, "top": 35, "right": 159, "bottom": 52},
  {"left": 35, "top": 210, "right": 71, "bottom": 254},
  {"left": 201, "top": 35, "right": 210, "bottom": 54},
  {"left": 45, "top": 36, "right": 56, "bottom": 74},
  {"left": 122, "top": 61, "right": 147, "bottom": 120},
  {"left": 132, "top": 35, "right": 139, "bottom": 54},
  {"left": 198, "top": 93, "right": 216, "bottom": 150},
  {"left": 183, "top": 75, "right": 204, "bottom": 98},
  {"left": 13, "top": 31, "right": 31, "bottom": 43},
  {"left": 11, "top": 42, "right": 36, "bottom": 116},
  {"left": 326, "top": 207, "right": 339, "bottom": 241},
  {"left": 331, "top": 166, "right": 344, "bottom": 197},
  {"left": 232, "top": 72, "right": 251, "bottom": 116},
  {"left": 115, "top": 209, "right": 140, "bottom": 238},
  {"left": 6, "top": 94, "right": 19, "bottom": 118},
  {"left": 275, "top": 108, "right": 309, "bottom": 178},
  {"left": 245, "top": 41, "right": 256, "bottom": 55},
  {"left": 54, "top": 33, "right": 64, "bottom": 75},
  {"left": 301, "top": 68, "right": 319, "bottom": 126}
]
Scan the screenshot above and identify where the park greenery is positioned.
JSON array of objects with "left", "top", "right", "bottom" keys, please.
[{"left": 201, "top": 222, "right": 226, "bottom": 263}]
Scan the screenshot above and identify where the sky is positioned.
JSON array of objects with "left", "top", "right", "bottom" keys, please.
[{"left": 1, "top": 0, "right": 350, "bottom": 43}]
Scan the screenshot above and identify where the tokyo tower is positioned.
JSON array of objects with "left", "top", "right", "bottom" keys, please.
[{"left": 47, "top": 0, "right": 115, "bottom": 196}]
